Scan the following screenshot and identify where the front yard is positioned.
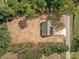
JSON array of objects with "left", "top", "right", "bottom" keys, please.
[{"left": 7, "top": 15, "right": 65, "bottom": 44}]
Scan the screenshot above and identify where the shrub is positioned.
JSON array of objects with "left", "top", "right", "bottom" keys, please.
[
  {"left": 19, "top": 19, "right": 27, "bottom": 29},
  {"left": 71, "top": 36, "right": 79, "bottom": 52},
  {"left": 10, "top": 42, "right": 68, "bottom": 59},
  {"left": 0, "top": 7, "right": 16, "bottom": 24},
  {"left": 7, "top": 8, "right": 16, "bottom": 16},
  {"left": 7, "top": 0, "right": 17, "bottom": 7},
  {"left": 0, "top": 24, "right": 11, "bottom": 57},
  {"left": 7, "top": 0, "right": 36, "bottom": 19},
  {"left": 0, "top": 7, "right": 9, "bottom": 23},
  {"left": 24, "top": 47, "right": 42, "bottom": 59},
  {"left": 25, "top": 8, "right": 36, "bottom": 19},
  {"left": 9, "top": 43, "right": 34, "bottom": 53},
  {"left": 40, "top": 43, "right": 69, "bottom": 56}
]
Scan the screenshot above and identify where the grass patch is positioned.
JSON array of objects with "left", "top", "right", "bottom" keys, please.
[
  {"left": 60, "top": 53, "right": 66, "bottom": 59},
  {"left": 73, "top": 6, "right": 79, "bottom": 37},
  {"left": 71, "top": 51, "right": 79, "bottom": 59},
  {"left": 0, "top": 0, "right": 5, "bottom": 8}
]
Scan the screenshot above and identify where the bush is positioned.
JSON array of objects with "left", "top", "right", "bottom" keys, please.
[
  {"left": 0, "top": 24, "right": 11, "bottom": 57},
  {"left": 40, "top": 43, "right": 69, "bottom": 56},
  {"left": 0, "top": 7, "right": 9, "bottom": 23},
  {"left": 10, "top": 42, "right": 68, "bottom": 59},
  {"left": 24, "top": 47, "right": 42, "bottom": 59},
  {"left": 9, "top": 43, "right": 34, "bottom": 53},
  {"left": 0, "top": 7, "right": 16, "bottom": 24},
  {"left": 7, "top": 0, "right": 17, "bottom": 7},
  {"left": 19, "top": 19, "right": 27, "bottom": 29},
  {"left": 25, "top": 8, "right": 36, "bottom": 19},
  {"left": 7, "top": 8, "right": 16, "bottom": 16},
  {"left": 71, "top": 36, "right": 79, "bottom": 52},
  {"left": 24, "top": 43, "right": 68, "bottom": 58}
]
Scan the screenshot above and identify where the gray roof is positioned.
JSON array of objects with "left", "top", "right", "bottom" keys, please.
[{"left": 41, "top": 21, "right": 53, "bottom": 36}]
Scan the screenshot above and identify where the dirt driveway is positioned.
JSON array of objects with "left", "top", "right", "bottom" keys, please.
[{"left": 7, "top": 15, "right": 65, "bottom": 44}]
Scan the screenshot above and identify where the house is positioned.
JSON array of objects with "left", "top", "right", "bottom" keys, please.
[{"left": 41, "top": 20, "right": 53, "bottom": 37}]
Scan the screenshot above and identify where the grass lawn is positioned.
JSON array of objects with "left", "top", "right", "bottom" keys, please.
[
  {"left": 73, "top": 5, "right": 79, "bottom": 37},
  {"left": 71, "top": 52, "right": 79, "bottom": 59},
  {"left": 0, "top": 0, "right": 5, "bottom": 8},
  {"left": 71, "top": 5, "right": 79, "bottom": 59}
]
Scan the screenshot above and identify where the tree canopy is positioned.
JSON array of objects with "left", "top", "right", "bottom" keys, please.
[
  {"left": 0, "top": 24, "right": 11, "bottom": 57},
  {"left": 7, "top": 0, "right": 76, "bottom": 15},
  {"left": 49, "top": 0, "right": 76, "bottom": 15},
  {"left": 0, "top": 0, "right": 76, "bottom": 23}
]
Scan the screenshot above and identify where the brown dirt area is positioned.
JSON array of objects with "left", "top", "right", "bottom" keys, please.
[
  {"left": 0, "top": 52, "right": 61, "bottom": 59},
  {"left": 7, "top": 15, "right": 65, "bottom": 44},
  {"left": 0, "top": 52, "right": 17, "bottom": 59}
]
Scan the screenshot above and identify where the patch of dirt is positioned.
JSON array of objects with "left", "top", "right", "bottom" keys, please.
[
  {"left": 41, "top": 53, "right": 61, "bottom": 59},
  {"left": 0, "top": 52, "right": 17, "bottom": 59},
  {"left": 7, "top": 15, "right": 65, "bottom": 44},
  {"left": 47, "top": 53, "right": 61, "bottom": 59}
]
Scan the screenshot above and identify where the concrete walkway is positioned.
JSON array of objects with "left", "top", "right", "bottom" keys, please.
[{"left": 64, "top": 15, "right": 71, "bottom": 59}]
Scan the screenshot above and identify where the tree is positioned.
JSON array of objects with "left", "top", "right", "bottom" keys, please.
[
  {"left": 0, "top": 7, "right": 9, "bottom": 23},
  {"left": 29, "top": 0, "right": 38, "bottom": 11},
  {"left": 51, "top": 0, "right": 76, "bottom": 15},
  {"left": 45, "top": 0, "right": 53, "bottom": 12},
  {"left": 0, "top": 7, "right": 16, "bottom": 23},
  {"left": 36, "top": 0, "right": 47, "bottom": 13},
  {"left": 7, "top": 0, "right": 17, "bottom": 7},
  {"left": 7, "top": 0, "right": 36, "bottom": 19},
  {"left": 25, "top": 8, "right": 36, "bottom": 19},
  {"left": 0, "top": 24, "right": 11, "bottom": 57},
  {"left": 30, "top": 0, "right": 47, "bottom": 13},
  {"left": 40, "top": 43, "right": 68, "bottom": 56}
]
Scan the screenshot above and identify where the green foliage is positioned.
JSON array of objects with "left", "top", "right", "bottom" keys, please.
[
  {"left": 7, "top": 0, "right": 36, "bottom": 19},
  {"left": 9, "top": 42, "right": 68, "bottom": 59},
  {"left": 62, "top": 0, "right": 76, "bottom": 14},
  {"left": 31, "top": 0, "right": 76, "bottom": 17},
  {"left": 9, "top": 43, "right": 34, "bottom": 53},
  {"left": 7, "top": 7, "right": 16, "bottom": 16},
  {"left": 71, "top": 36, "right": 79, "bottom": 52},
  {"left": 0, "top": 7, "right": 16, "bottom": 23},
  {"left": 36, "top": 0, "right": 47, "bottom": 12},
  {"left": 40, "top": 43, "right": 69, "bottom": 56},
  {"left": 25, "top": 8, "right": 36, "bottom": 19},
  {"left": 0, "top": 24, "right": 10, "bottom": 57},
  {"left": 0, "top": 7, "right": 9, "bottom": 22},
  {"left": 0, "top": 0, "right": 5, "bottom": 8},
  {"left": 50, "top": 0, "right": 76, "bottom": 15},
  {"left": 7, "top": 0, "right": 17, "bottom": 7},
  {"left": 30, "top": 0, "right": 47, "bottom": 12},
  {"left": 24, "top": 47, "right": 42, "bottom": 59},
  {"left": 0, "top": 0, "right": 76, "bottom": 22},
  {"left": 7, "top": 0, "right": 23, "bottom": 13},
  {"left": 23, "top": 42, "right": 68, "bottom": 58},
  {"left": 45, "top": 0, "right": 52, "bottom": 10}
]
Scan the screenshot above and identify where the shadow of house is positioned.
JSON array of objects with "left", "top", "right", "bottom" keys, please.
[{"left": 40, "top": 20, "right": 53, "bottom": 37}]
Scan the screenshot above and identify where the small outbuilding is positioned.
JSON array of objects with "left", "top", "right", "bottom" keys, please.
[{"left": 40, "top": 20, "right": 53, "bottom": 37}]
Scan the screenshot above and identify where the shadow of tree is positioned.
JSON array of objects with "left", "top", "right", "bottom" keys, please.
[{"left": 18, "top": 19, "right": 27, "bottom": 29}]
